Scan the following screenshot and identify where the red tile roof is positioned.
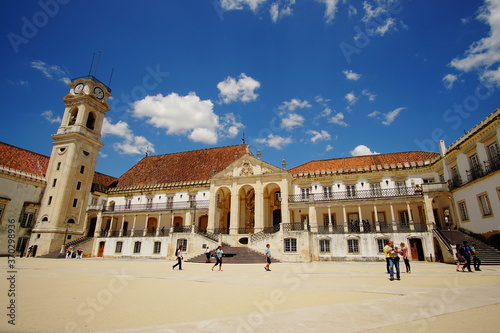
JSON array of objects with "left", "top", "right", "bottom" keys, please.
[
  {"left": 289, "top": 151, "right": 440, "bottom": 176},
  {"left": 0, "top": 141, "right": 116, "bottom": 186},
  {"left": 113, "top": 144, "right": 250, "bottom": 188},
  {"left": 0, "top": 141, "right": 49, "bottom": 177}
]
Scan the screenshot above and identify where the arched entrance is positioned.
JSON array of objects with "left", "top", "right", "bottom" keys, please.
[
  {"left": 198, "top": 215, "right": 208, "bottom": 231},
  {"left": 239, "top": 186, "right": 255, "bottom": 233},
  {"left": 87, "top": 217, "right": 97, "bottom": 236}
]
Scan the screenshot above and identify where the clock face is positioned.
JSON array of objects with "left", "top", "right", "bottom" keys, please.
[
  {"left": 74, "top": 83, "right": 84, "bottom": 94},
  {"left": 94, "top": 87, "right": 104, "bottom": 100}
]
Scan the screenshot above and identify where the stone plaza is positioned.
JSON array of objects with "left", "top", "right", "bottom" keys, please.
[{"left": 1, "top": 257, "right": 499, "bottom": 332}]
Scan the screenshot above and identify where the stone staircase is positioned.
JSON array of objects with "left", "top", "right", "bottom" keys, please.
[
  {"left": 440, "top": 230, "right": 500, "bottom": 265},
  {"left": 186, "top": 242, "right": 279, "bottom": 264},
  {"left": 37, "top": 236, "right": 94, "bottom": 259}
]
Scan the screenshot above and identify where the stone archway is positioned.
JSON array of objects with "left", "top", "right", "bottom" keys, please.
[{"left": 239, "top": 186, "right": 255, "bottom": 233}]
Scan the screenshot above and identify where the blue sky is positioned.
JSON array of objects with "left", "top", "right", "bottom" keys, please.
[{"left": 1, "top": 0, "right": 499, "bottom": 178}]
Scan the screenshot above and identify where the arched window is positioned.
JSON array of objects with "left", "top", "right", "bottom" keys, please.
[
  {"left": 68, "top": 108, "right": 78, "bottom": 126},
  {"left": 86, "top": 112, "right": 95, "bottom": 130}
]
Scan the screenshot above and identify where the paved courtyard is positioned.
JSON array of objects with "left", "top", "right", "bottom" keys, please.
[{"left": 1, "top": 257, "right": 499, "bottom": 332}]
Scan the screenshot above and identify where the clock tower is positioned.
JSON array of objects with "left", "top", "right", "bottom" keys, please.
[{"left": 31, "top": 75, "right": 111, "bottom": 255}]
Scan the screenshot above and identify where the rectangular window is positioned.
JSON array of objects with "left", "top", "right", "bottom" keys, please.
[
  {"left": 80, "top": 165, "right": 85, "bottom": 174},
  {"left": 72, "top": 198, "right": 78, "bottom": 208},
  {"left": 478, "top": 194, "right": 492, "bottom": 216},
  {"left": 347, "top": 239, "right": 359, "bottom": 253},
  {"left": 396, "top": 181, "right": 406, "bottom": 195},
  {"left": 177, "top": 239, "right": 188, "bottom": 251},
  {"left": 16, "top": 237, "right": 28, "bottom": 252},
  {"left": 167, "top": 196, "right": 174, "bottom": 209},
  {"left": 146, "top": 198, "right": 153, "bottom": 209},
  {"left": 126, "top": 199, "right": 132, "bottom": 209},
  {"left": 76, "top": 181, "right": 82, "bottom": 190},
  {"left": 52, "top": 179, "right": 57, "bottom": 187},
  {"left": 133, "top": 241, "right": 141, "bottom": 254},
  {"left": 153, "top": 241, "right": 161, "bottom": 254},
  {"left": 57, "top": 162, "right": 61, "bottom": 170},
  {"left": 323, "top": 214, "right": 335, "bottom": 226},
  {"left": 377, "top": 239, "right": 388, "bottom": 253},
  {"left": 319, "top": 239, "right": 330, "bottom": 253},
  {"left": 284, "top": 238, "right": 297, "bottom": 252},
  {"left": 301, "top": 188, "right": 310, "bottom": 200},
  {"left": 488, "top": 142, "right": 499, "bottom": 159},
  {"left": 115, "top": 242, "right": 123, "bottom": 253},
  {"left": 458, "top": 201, "right": 469, "bottom": 221},
  {"left": 346, "top": 185, "right": 356, "bottom": 198},
  {"left": 323, "top": 186, "right": 332, "bottom": 199},
  {"left": 21, "top": 211, "right": 35, "bottom": 228},
  {"left": 48, "top": 196, "right": 52, "bottom": 205},
  {"left": 0, "top": 203, "right": 6, "bottom": 222},
  {"left": 399, "top": 211, "right": 410, "bottom": 226}
]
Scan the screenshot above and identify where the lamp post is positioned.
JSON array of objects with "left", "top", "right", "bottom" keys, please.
[{"left": 62, "top": 220, "right": 75, "bottom": 249}]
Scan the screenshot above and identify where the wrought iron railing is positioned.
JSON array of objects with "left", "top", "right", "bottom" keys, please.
[
  {"left": 466, "top": 164, "right": 484, "bottom": 182},
  {"left": 288, "top": 187, "right": 418, "bottom": 203},
  {"left": 214, "top": 227, "right": 229, "bottom": 234},
  {"left": 238, "top": 227, "right": 255, "bottom": 234},
  {"left": 103, "top": 200, "right": 209, "bottom": 213},
  {"left": 378, "top": 223, "right": 393, "bottom": 233},
  {"left": 413, "top": 223, "right": 428, "bottom": 232},
  {"left": 282, "top": 222, "right": 305, "bottom": 231},
  {"left": 173, "top": 226, "right": 191, "bottom": 233}
]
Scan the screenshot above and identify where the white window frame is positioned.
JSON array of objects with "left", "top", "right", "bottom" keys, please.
[
  {"left": 284, "top": 238, "right": 297, "bottom": 252},
  {"left": 319, "top": 239, "right": 331, "bottom": 253},
  {"left": 347, "top": 239, "right": 359, "bottom": 253},
  {"left": 478, "top": 194, "right": 492, "bottom": 216}
]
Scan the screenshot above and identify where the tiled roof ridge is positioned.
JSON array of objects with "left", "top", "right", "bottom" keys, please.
[
  {"left": 289, "top": 150, "right": 438, "bottom": 170},
  {"left": 0, "top": 141, "right": 50, "bottom": 162},
  {"left": 144, "top": 143, "right": 249, "bottom": 159}
]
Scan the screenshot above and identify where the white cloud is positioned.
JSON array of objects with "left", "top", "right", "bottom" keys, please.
[
  {"left": 325, "top": 144, "right": 334, "bottom": 151},
  {"left": 350, "top": 144, "right": 379, "bottom": 156},
  {"left": 443, "top": 73, "right": 458, "bottom": 89},
  {"left": 31, "top": 60, "right": 67, "bottom": 80},
  {"left": 360, "top": 0, "right": 399, "bottom": 37},
  {"left": 220, "top": 0, "right": 267, "bottom": 12},
  {"left": 41, "top": 110, "right": 61, "bottom": 124},
  {"left": 343, "top": 69, "right": 361, "bottom": 80},
  {"left": 132, "top": 92, "right": 220, "bottom": 144},
  {"left": 281, "top": 113, "right": 304, "bottom": 130},
  {"left": 450, "top": 0, "right": 500, "bottom": 85},
  {"left": 368, "top": 110, "right": 379, "bottom": 118},
  {"left": 316, "top": 0, "right": 340, "bottom": 24},
  {"left": 278, "top": 98, "right": 311, "bottom": 112},
  {"left": 329, "top": 112, "right": 348, "bottom": 127},
  {"left": 348, "top": 4, "right": 357, "bottom": 17},
  {"left": 102, "top": 118, "right": 155, "bottom": 155},
  {"left": 270, "top": 0, "right": 295, "bottom": 23},
  {"left": 382, "top": 107, "right": 405, "bottom": 125},
  {"left": 307, "top": 130, "right": 331, "bottom": 143},
  {"left": 362, "top": 89, "right": 376, "bottom": 101},
  {"left": 217, "top": 73, "right": 261, "bottom": 104},
  {"left": 256, "top": 134, "right": 293, "bottom": 149},
  {"left": 345, "top": 91, "right": 357, "bottom": 105},
  {"left": 218, "top": 113, "right": 245, "bottom": 138}
]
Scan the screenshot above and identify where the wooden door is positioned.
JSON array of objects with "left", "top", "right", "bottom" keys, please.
[{"left": 97, "top": 241, "right": 105, "bottom": 257}]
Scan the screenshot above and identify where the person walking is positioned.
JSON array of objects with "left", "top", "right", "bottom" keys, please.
[
  {"left": 384, "top": 240, "right": 402, "bottom": 281},
  {"left": 461, "top": 240, "right": 473, "bottom": 272},
  {"left": 264, "top": 244, "right": 272, "bottom": 271},
  {"left": 205, "top": 247, "right": 211, "bottom": 263},
  {"left": 400, "top": 242, "right": 411, "bottom": 273},
  {"left": 172, "top": 245, "right": 183, "bottom": 270},
  {"left": 471, "top": 243, "right": 481, "bottom": 271},
  {"left": 66, "top": 246, "right": 73, "bottom": 259},
  {"left": 211, "top": 246, "right": 223, "bottom": 271},
  {"left": 76, "top": 248, "right": 83, "bottom": 259},
  {"left": 455, "top": 244, "right": 466, "bottom": 271}
]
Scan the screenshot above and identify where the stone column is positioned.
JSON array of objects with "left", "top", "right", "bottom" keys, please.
[
  {"left": 94, "top": 212, "right": 103, "bottom": 237},
  {"left": 390, "top": 204, "right": 396, "bottom": 231},
  {"left": 308, "top": 205, "right": 318, "bottom": 233},
  {"left": 254, "top": 181, "right": 264, "bottom": 233},
  {"left": 374, "top": 204, "right": 380, "bottom": 232}
]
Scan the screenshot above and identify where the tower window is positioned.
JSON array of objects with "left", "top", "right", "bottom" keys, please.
[
  {"left": 52, "top": 179, "right": 57, "bottom": 187},
  {"left": 86, "top": 112, "right": 95, "bottom": 130},
  {"left": 76, "top": 181, "right": 81, "bottom": 190},
  {"left": 57, "top": 162, "right": 61, "bottom": 170},
  {"left": 48, "top": 196, "right": 52, "bottom": 205},
  {"left": 68, "top": 108, "right": 78, "bottom": 126},
  {"left": 80, "top": 165, "right": 85, "bottom": 174},
  {"left": 72, "top": 199, "right": 78, "bottom": 207}
]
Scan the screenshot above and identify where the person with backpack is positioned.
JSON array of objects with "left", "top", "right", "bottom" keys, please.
[
  {"left": 172, "top": 245, "right": 183, "bottom": 270},
  {"left": 461, "top": 241, "right": 473, "bottom": 272},
  {"left": 211, "top": 246, "right": 223, "bottom": 271}
]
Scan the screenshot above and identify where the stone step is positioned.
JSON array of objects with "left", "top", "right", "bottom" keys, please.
[{"left": 187, "top": 243, "right": 279, "bottom": 264}]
